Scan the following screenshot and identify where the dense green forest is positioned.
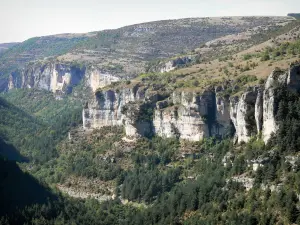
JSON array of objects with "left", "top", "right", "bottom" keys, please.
[{"left": 0, "top": 89, "right": 82, "bottom": 162}]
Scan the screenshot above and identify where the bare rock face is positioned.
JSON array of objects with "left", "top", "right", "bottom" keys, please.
[
  {"left": 84, "top": 87, "right": 232, "bottom": 142},
  {"left": 262, "top": 84, "right": 278, "bottom": 143},
  {"left": 230, "top": 64, "right": 300, "bottom": 144},
  {"left": 83, "top": 87, "right": 139, "bottom": 129},
  {"left": 9, "top": 63, "right": 86, "bottom": 94},
  {"left": 230, "top": 89, "right": 258, "bottom": 143},
  {"left": 83, "top": 90, "right": 124, "bottom": 129},
  {"left": 262, "top": 69, "right": 288, "bottom": 143},
  {"left": 82, "top": 84, "right": 151, "bottom": 139},
  {"left": 8, "top": 62, "right": 120, "bottom": 95},
  {"left": 83, "top": 63, "right": 300, "bottom": 144},
  {"left": 153, "top": 105, "right": 210, "bottom": 141},
  {"left": 153, "top": 90, "right": 231, "bottom": 141},
  {"left": 153, "top": 90, "right": 212, "bottom": 141},
  {"left": 86, "top": 66, "right": 120, "bottom": 92},
  {"left": 122, "top": 102, "right": 152, "bottom": 139}
]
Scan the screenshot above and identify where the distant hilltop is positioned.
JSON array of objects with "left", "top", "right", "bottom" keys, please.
[{"left": 288, "top": 13, "right": 300, "bottom": 19}]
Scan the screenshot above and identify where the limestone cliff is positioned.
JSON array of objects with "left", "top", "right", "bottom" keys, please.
[
  {"left": 83, "top": 63, "right": 300, "bottom": 144},
  {"left": 153, "top": 90, "right": 231, "bottom": 141},
  {"left": 230, "top": 89, "right": 258, "bottom": 144},
  {"left": 9, "top": 63, "right": 85, "bottom": 94},
  {"left": 8, "top": 62, "right": 120, "bottom": 95},
  {"left": 82, "top": 84, "right": 152, "bottom": 139},
  {"left": 261, "top": 64, "right": 300, "bottom": 142},
  {"left": 254, "top": 89, "right": 263, "bottom": 134},
  {"left": 84, "top": 87, "right": 232, "bottom": 141},
  {"left": 230, "top": 63, "right": 300, "bottom": 144},
  {"left": 261, "top": 70, "right": 286, "bottom": 143},
  {"left": 153, "top": 91, "right": 212, "bottom": 141},
  {"left": 86, "top": 66, "right": 120, "bottom": 92}
]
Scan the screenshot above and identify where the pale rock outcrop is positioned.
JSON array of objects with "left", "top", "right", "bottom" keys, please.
[
  {"left": 262, "top": 86, "right": 278, "bottom": 143},
  {"left": 260, "top": 65, "right": 300, "bottom": 143},
  {"left": 230, "top": 89, "right": 258, "bottom": 143},
  {"left": 83, "top": 63, "right": 300, "bottom": 144},
  {"left": 9, "top": 63, "right": 85, "bottom": 94},
  {"left": 84, "top": 87, "right": 232, "bottom": 141},
  {"left": 87, "top": 67, "right": 120, "bottom": 92},
  {"left": 8, "top": 62, "right": 120, "bottom": 95},
  {"left": 230, "top": 64, "right": 300, "bottom": 144},
  {"left": 83, "top": 90, "right": 124, "bottom": 129},
  {"left": 158, "top": 56, "right": 192, "bottom": 73},
  {"left": 222, "top": 152, "right": 234, "bottom": 167},
  {"left": 230, "top": 175, "right": 254, "bottom": 191},
  {"left": 262, "top": 69, "right": 287, "bottom": 143},
  {"left": 153, "top": 90, "right": 231, "bottom": 141},
  {"left": 83, "top": 84, "right": 151, "bottom": 139},
  {"left": 247, "top": 157, "right": 269, "bottom": 171},
  {"left": 153, "top": 91, "right": 211, "bottom": 141},
  {"left": 153, "top": 105, "right": 210, "bottom": 141}
]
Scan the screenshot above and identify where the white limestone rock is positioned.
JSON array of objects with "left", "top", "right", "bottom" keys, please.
[
  {"left": 230, "top": 89, "right": 258, "bottom": 143},
  {"left": 262, "top": 69, "right": 287, "bottom": 143},
  {"left": 8, "top": 62, "right": 120, "bottom": 95}
]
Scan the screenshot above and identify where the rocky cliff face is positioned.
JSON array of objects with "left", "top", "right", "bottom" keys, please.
[
  {"left": 8, "top": 62, "right": 120, "bottom": 95},
  {"left": 230, "top": 89, "right": 258, "bottom": 143},
  {"left": 84, "top": 87, "right": 232, "bottom": 141},
  {"left": 147, "top": 56, "right": 193, "bottom": 73},
  {"left": 153, "top": 91, "right": 211, "bottom": 141},
  {"left": 8, "top": 63, "right": 85, "bottom": 94},
  {"left": 86, "top": 66, "right": 120, "bottom": 92},
  {"left": 83, "top": 63, "right": 300, "bottom": 143},
  {"left": 153, "top": 90, "right": 231, "bottom": 141},
  {"left": 230, "top": 63, "right": 300, "bottom": 144},
  {"left": 82, "top": 84, "right": 152, "bottom": 139}
]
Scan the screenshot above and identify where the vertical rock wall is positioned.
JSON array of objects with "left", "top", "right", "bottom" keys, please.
[
  {"left": 230, "top": 89, "right": 258, "bottom": 143},
  {"left": 8, "top": 62, "right": 120, "bottom": 95},
  {"left": 83, "top": 63, "right": 300, "bottom": 144}
]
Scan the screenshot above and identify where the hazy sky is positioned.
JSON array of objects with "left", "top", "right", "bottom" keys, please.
[{"left": 0, "top": 0, "right": 299, "bottom": 43}]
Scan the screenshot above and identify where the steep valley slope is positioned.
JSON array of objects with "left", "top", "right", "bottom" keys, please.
[{"left": 2, "top": 15, "right": 300, "bottom": 225}]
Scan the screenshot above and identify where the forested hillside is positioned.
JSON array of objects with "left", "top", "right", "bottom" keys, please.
[{"left": 0, "top": 90, "right": 82, "bottom": 162}]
